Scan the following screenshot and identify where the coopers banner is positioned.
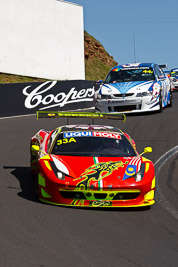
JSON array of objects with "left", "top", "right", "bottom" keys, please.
[{"left": 0, "top": 80, "right": 99, "bottom": 117}]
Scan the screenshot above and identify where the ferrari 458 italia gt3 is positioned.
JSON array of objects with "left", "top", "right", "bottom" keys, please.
[{"left": 30, "top": 111, "right": 155, "bottom": 208}]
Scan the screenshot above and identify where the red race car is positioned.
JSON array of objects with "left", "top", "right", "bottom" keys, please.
[{"left": 30, "top": 111, "right": 155, "bottom": 208}]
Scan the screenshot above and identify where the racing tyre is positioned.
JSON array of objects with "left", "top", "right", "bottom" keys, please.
[
  {"left": 167, "top": 89, "right": 173, "bottom": 107},
  {"left": 158, "top": 91, "right": 163, "bottom": 113},
  {"left": 30, "top": 153, "right": 37, "bottom": 178},
  {"left": 34, "top": 174, "right": 39, "bottom": 199},
  {"left": 30, "top": 154, "right": 34, "bottom": 175},
  {"left": 30, "top": 157, "right": 39, "bottom": 199},
  {"left": 30, "top": 146, "right": 39, "bottom": 199}
]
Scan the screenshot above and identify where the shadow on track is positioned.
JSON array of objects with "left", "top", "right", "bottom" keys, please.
[
  {"left": 57, "top": 203, "right": 151, "bottom": 212},
  {"left": 3, "top": 166, "right": 39, "bottom": 203},
  {"left": 3, "top": 166, "right": 152, "bottom": 212}
]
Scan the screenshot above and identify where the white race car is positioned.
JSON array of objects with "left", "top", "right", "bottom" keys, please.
[
  {"left": 169, "top": 68, "right": 178, "bottom": 91},
  {"left": 95, "top": 63, "right": 172, "bottom": 113}
]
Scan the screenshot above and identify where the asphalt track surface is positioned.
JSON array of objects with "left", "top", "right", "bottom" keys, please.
[{"left": 1, "top": 93, "right": 178, "bottom": 267}]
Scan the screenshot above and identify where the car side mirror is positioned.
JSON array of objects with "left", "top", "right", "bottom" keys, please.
[
  {"left": 140, "top": 147, "right": 152, "bottom": 156},
  {"left": 31, "top": 145, "right": 47, "bottom": 155},
  {"left": 97, "top": 80, "right": 103, "bottom": 83},
  {"left": 31, "top": 145, "right": 40, "bottom": 152},
  {"left": 144, "top": 147, "right": 152, "bottom": 153}
]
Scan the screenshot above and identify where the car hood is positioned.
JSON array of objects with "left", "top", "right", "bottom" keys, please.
[
  {"left": 48, "top": 154, "right": 153, "bottom": 189},
  {"left": 100, "top": 81, "right": 153, "bottom": 95}
]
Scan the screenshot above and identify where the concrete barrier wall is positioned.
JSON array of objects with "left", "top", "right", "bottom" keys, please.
[
  {"left": 0, "top": 81, "right": 100, "bottom": 117},
  {"left": 0, "top": 0, "right": 85, "bottom": 80}
]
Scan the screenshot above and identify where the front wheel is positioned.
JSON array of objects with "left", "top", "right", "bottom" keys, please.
[
  {"left": 167, "top": 89, "right": 173, "bottom": 107},
  {"left": 158, "top": 91, "right": 163, "bottom": 113},
  {"left": 34, "top": 173, "right": 39, "bottom": 198}
]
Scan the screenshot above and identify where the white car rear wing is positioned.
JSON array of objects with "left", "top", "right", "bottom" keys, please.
[{"left": 159, "top": 64, "right": 167, "bottom": 69}]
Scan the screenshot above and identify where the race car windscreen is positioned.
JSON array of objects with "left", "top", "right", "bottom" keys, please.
[
  {"left": 105, "top": 68, "right": 155, "bottom": 83},
  {"left": 51, "top": 132, "right": 137, "bottom": 157}
]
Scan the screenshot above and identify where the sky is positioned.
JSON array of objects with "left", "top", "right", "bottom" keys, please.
[{"left": 67, "top": 0, "right": 178, "bottom": 71}]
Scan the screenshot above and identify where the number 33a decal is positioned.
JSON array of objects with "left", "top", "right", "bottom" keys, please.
[{"left": 57, "top": 138, "right": 76, "bottom": 145}]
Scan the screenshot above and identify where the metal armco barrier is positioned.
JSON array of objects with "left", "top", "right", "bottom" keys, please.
[{"left": 0, "top": 80, "right": 100, "bottom": 117}]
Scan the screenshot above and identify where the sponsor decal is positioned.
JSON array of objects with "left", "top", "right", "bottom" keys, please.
[
  {"left": 143, "top": 70, "right": 153, "bottom": 73},
  {"left": 75, "top": 160, "right": 128, "bottom": 189},
  {"left": 122, "top": 67, "right": 149, "bottom": 70},
  {"left": 57, "top": 112, "right": 101, "bottom": 118},
  {"left": 71, "top": 200, "right": 85, "bottom": 206},
  {"left": 152, "top": 82, "right": 160, "bottom": 95},
  {"left": 93, "top": 132, "right": 121, "bottom": 139},
  {"left": 23, "top": 81, "right": 95, "bottom": 110},
  {"left": 123, "top": 157, "right": 141, "bottom": 180},
  {"left": 48, "top": 113, "right": 56, "bottom": 117},
  {"left": 64, "top": 131, "right": 93, "bottom": 138},
  {"left": 122, "top": 63, "right": 141, "bottom": 67},
  {"left": 64, "top": 131, "right": 121, "bottom": 139},
  {"left": 90, "top": 200, "right": 112, "bottom": 207},
  {"left": 112, "top": 68, "right": 121, "bottom": 72}
]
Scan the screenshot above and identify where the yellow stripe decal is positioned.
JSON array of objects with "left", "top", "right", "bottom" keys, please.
[
  {"left": 151, "top": 177, "right": 155, "bottom": 189},
  {"left": 41, "top": 155, "right": 50, "bottom": 160},
  {"left": 44, "top": 160, "right": 52, "bottom": 171},
  {"left": 38, "top": 174, "right": 46, "bottom": 187},
  {"left": 41, "top": 188, "right": 52, "bottom": 198},
  {"left": 145, "top": 163, "right": 150, "bottom": 173}
]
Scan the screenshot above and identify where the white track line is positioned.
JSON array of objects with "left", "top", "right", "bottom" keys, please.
[
  {"left": 154, "top": 146, "right": 178, "bottom": 220},
  {"left": 0, "top": 108, "right": 95, "bottom": 120},
  {"left": 0, "top": 114, "right": 35, "bottom": 120}
]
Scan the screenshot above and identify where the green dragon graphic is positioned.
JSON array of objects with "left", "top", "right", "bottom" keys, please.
[{"left": 75, "top": 160, "right": 128, "bottom": 189}]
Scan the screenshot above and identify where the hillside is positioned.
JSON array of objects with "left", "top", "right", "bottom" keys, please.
[
  {"left": 0, "top": 31, "right": 117, "bottom": 83},
  {"left": 84, "top": 31, "right": 117, "bottom": 80}
]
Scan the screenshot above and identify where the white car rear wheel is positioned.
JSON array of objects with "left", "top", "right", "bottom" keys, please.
[{"left": 158, "top": 91, "right": 163, "bottom": 112}]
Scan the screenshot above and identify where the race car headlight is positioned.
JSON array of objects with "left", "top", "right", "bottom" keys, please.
[
  {"left": 50, "top": 162, "right": 66, "bottom": 180},
  {"left": 136, "top": 91, "right": 152, "bottom": 97},
  {"left": 50, "top": 158, "right": 69, "bottom": 180},
  {"left": 173, "top": 78, "right": 177, "bottom": 82},
  {"left": 57, "top": 171, "right": 65, "bottom": 180},
  {"left": 143, "top": 91, "right": 153, "bottom": 96},
  {"left": 96, "top": 93, "right": 102, "bottom": 99},
  {"left": 134, "top": 171, "right": 143, "bottom": 182},
  {"left": 133, "top": 163, "right": 145, "bottom": 182}
]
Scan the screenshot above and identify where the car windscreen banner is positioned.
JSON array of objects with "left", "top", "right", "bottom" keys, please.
[{"left": 0, "top": 80, "right": 99, "bottom": 117}]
